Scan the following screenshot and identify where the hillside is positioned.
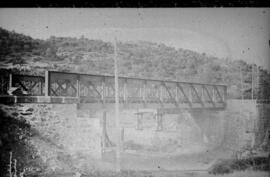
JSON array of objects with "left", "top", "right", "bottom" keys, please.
[{"left": 0, "top": 27, "right": 269, "bottom": 99}]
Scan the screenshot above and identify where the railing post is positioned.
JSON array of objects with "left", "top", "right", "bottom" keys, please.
[{"left": 45, "top": 71, "right": 50, "bottom": 96}]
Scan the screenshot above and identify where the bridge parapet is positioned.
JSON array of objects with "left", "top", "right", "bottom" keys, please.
[{"left": 0, "top": 70, "right": 227, "bottom": 108}]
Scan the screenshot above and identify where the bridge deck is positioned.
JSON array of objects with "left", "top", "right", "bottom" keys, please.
[{"left": 0, "top": 71, "right": 227, "bottom": 109}]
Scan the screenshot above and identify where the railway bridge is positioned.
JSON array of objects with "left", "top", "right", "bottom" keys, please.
[
  {"left": 0, "top": 70, "right": 229, "bottom": 162},
  {"left": 0, "top": 70, "right": 227, "bottom": 109}
]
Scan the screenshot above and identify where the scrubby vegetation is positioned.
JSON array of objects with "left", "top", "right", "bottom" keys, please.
[
  {"left": 0, "top": 27, "right": 270, "bottom": 99},
  {"left": 0, "top": 108, "right": 45, "bottom": 177},
  {"left": 208, "top": 157, "right": 269, "bottom": 175}
]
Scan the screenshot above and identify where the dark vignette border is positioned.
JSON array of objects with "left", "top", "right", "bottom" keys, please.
[{"left": 0, "top": 0, "right": 269, "bottom": 8}]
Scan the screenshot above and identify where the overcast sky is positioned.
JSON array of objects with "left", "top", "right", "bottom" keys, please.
[{"left": 0, "top": 8, "right": 269, "bottom": 69}]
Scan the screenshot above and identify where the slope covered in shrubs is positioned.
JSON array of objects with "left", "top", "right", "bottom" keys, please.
[{"left": 0, "top": 27, "right": 269, "bottom": 99}]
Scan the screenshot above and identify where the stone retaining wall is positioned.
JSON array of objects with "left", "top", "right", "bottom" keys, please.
[
  {"left": 1, "top": 99, "right": 268, "bottom": 161},
  {"left": 256, "top": 103, "right": 270, "bottom": 149},
  {"left": 222, "top": 100, "right": 258, "bottom": 151},
  {"left": 0, "top": 103, "right": 102, "bottom": 159}
]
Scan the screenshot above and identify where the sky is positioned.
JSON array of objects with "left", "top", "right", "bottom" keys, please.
[{"left": 0, "top": 8, "right": 269, "bottom": 69}]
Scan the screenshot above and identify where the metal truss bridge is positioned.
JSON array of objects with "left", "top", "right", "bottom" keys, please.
[{"left": 0, "top": 71, "right": 227, "bottom": 109}]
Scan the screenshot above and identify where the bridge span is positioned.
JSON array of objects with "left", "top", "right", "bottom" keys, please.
[
  {"left": 0, "top": 70, "right": 227, "bottom": 110},
  {"left": 0, "top": 70, "right": 227, "bottom": 109}
]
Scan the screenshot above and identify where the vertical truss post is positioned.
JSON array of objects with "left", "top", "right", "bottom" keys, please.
[
  {"left": 40, "top": 79, "right": 43, "bottom": 95},
  {"left": 156, "top": 112, "right": 163, "bottom": 131},
  {"left": 8, "top": 73, "right": 12, "bottom": 88},
  {"left": 0, "top": 75, "right": 4, "bottom": 94},
  {"left": 139, "top": 86, "right": 142, "bottom": 98},
  {"left": 87, "top": 83, "right": 91, "bottom": 97},
  {"left": 105, "top": 83, "right": 108, "bottom": 100},
  {"left": 101, "top": 77, "right": 105, "bottom": 104},
  {"left": 212, "top": 87, "right": 216, "bottom": 103},
  {"left": 136, "top": 112, "right": 143, "bottom": 130},
  {"left": 189, "top": 84, "right": 193, "bottom": 103},
  {"left": 121, "top": 128, "right": 125, "bottom": 143},
  {"left": 201, "top": 85, "right": 205, "bottom": 103},
  {"left": 223, "top": 86, "right": 227, "bottom": 103},
  {"left": 142, "top": 80, "right": 147, "bottom": 105},
  {"left": 76, "top": 75, "right": 80, "bottom": 100},
  {"left": 175, "top": 85, "right": 178, "bottom": 103},
  {"left": 159, "top": 83, "right": 163, "bottom": 103},
  {"left": 45, "top": 71, "right": 50, "bottom": 96},
  {"left": 123, "top": 78, "right": 127, "bottom": 104}
]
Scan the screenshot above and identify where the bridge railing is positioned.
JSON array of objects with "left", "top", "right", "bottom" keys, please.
[{"left": 45, "top": 71, "right": 227, "bottom": 107}]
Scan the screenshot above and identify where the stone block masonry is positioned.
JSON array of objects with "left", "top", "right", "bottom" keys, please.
[
  {"left": 256, "top": 103, "right": 270, "bottom": 149},
  {"left": 1, "top": 98, "right": 268, "bottom": 167},
  {"left": 0, "top": 103, "right": 102, "bottom": 160},
  {"left": 222, "top": 100, "right": 259, "bottom": 151}
]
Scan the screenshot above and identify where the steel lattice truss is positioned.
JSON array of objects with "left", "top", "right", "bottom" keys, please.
[{"left": 1, "top": 71, "right": 227, "bottom": 108}]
